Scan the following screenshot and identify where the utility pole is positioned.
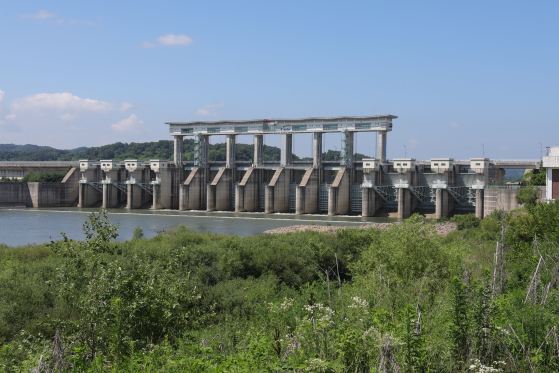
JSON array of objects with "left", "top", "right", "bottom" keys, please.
[
  {"left": 482, "top": 144, "right": 485, "bottom": 158},
  {"left": 403, "top": 145, "right": 407, "bottom": 158}
]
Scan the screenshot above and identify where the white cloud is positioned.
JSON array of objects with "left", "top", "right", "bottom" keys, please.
[
  {"left": 20, "top": 10, "right": 56, "bottom": 19},
  {"left": 451, "top": 122, "right": 460, "bottom": 127},
  {"left": 409, "top": 139, "right": 419, "bottom": 144},
  {"left": 6, "top": 92, "right": 132, "bottom": 119},
  {"left": 59, "top": 113, "right": 76, "bottom": 121},
  {"left": 111, "top": 114, "right": 144, "bottom": 133},
  {"left": 502, "top": 146, "right": 510, "bottom": 150},
  {"left": 119, "top": 102, "right": 133, "bottom": 111},
  {"left": 196, "top": 103, "right": 225, "bottom": 116},
  {"left": 0, "top": 89, "right": 4, "bottom": 104},
  {"left": 157, "top": 34, "right": 193, "bottom": 46},
  {"left": 139, "top": 34, "right": 193, "bottom": 48}
]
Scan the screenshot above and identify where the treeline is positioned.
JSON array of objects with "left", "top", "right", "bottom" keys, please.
[
  {"left": 0, "top": 170, "right": 69, "bottom": 183},
  {"left": 0, "top": 141, "right": 371, "bottom": 162},
  {"left": 2, "top": 202, "right": 559, "bottom": 371}
]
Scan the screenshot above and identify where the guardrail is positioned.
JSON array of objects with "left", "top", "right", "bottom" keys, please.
[{"left": 486, "top": 185, "right": 546, "bottom": 190}]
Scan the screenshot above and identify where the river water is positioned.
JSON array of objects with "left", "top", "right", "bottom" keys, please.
[{"left": 0, "top": 208, "right": 397, "bottom": 246}]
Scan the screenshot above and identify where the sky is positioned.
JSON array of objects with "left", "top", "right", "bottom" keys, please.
[{"left": 0, "top": 1, "right": 557, "bottom": 160}]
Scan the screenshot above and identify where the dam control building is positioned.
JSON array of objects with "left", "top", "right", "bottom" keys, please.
[{"left": 76, "top": 115, "right": 540, "bottom": 218}]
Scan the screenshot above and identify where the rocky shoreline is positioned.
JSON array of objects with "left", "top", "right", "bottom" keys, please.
[{"left": 263, "top": 222, "right": 457, "bottom": 236}]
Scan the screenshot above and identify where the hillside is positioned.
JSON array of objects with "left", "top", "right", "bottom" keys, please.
[{"left": 0, "top": 141, "right": 371, "bottom": 162}]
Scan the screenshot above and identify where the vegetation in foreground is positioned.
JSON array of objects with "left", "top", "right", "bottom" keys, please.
[{"left": 2, "top": 203, "right": 559, "bottom": 372}]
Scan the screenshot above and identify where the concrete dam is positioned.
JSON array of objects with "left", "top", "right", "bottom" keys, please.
[{"left": 69, "top": 115, "right": 540, "bottom": 219}]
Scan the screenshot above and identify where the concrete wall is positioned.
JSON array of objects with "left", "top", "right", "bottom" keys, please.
[
  {"left": 483, "top": 188, "right": 546, "bottom": 217},
  {"left": 0, "top": 162, "right": 79, "bottom": 179},
  {"left": 0, "top": 167, "right": 80, "bottom": 207},
  {"left": 0, "top": 183, "right": 32, "bottom": 207}
]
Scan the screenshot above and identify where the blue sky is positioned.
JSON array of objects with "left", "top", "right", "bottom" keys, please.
[{"left": 0, "top": 1, "right": 557, "bottom": 160}]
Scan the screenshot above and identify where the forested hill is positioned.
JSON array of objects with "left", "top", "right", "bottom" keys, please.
[{"left": 0, "top": 141, "right": 371, "bottom": 162}]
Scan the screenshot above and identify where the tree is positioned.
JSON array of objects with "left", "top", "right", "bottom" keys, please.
[
  {"left": 132, "top": 226, "right": 144, "bottom": 239},
  {"left": 48, "top": 210, "right": 197, "bottom": 359},
  {"left": 522, "top": 166, "right": 546, "bottom": 186},
  {"left": 516, "top": 186, "right": 540, "bottom": 206}
]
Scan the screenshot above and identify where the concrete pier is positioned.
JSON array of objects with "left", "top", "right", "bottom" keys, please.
[
  {"left": 378, "top": 132, "right": 387, "bottom": 163},
  {"left": 79, "top": 183, "right": 102, "bottom": 207},
  {"left": 207, "top": 168, "right": 233, "bottom": 211},
  {"left": 313, "top": 132, "right": 322, "bottom": 169},
  {"left": 151, "top": 160, "right": 174, "bottom": 210},
  {"left": 174, "top": 135, "right": 184, "bottom": 181},
  {"left": 281, "top": 134, "right": 292, "bottom": 167},
  {"left": 265, "top": 168, "right": 291, "bottom": 213},
  {"left": 296, "top": 168, "right": 319, "bottom": 214},
  {"left": 394, "top": 158, "right": 417, "bottom": 219},
  {"left": 397, "top": 188, "right": 416, "bottom": 219},
  {"left": 435, "top": 189, "right": 455, "bottom": 219},
  {"left": 254, "top": 135, "right": 263, "bottom": 166},
  {"left": 362, "top": 187, "right": 381, "bottom": 217},
  {"left": 179, "top": 168, "right": 205, "bottom": 210},
  {"left": 125, "top": 160, "right": 152, "bottom": 209},
  {"left": 226, "top": 135, "right": 236, "bottom": 169},
  {"left": 235, "top": 168, "right": 261, "bottom": 212},
  {"left": 328, "top": 168, "right": 350, "bottom": 216},
  {"left": 100, "top": 160, "right": 127, "bottom": 209},
  {"left": 78, "top": 160, "right": 103, "bottom": 208},
  {"left": 475, "top": 189, "right": 484, "bottom": 219}
]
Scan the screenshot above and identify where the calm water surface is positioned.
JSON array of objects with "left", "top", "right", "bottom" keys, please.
[{"left": 0, "top": 208, "right": 398, "bottom": 247}]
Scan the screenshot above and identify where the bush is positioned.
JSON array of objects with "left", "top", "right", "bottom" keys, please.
[
  {"left": 451, "top": 213, "right": 480, "bottom": 230},
  {"left": 132, "top": 226, "right": 144, "bottom": 240},
  {"left": 480, "top": 218, "right": 501, "bottom": 234},
  {"left": 516, "top": 186, "right": 540, "bottom": 206},
  {"left": 522, "top": 167, "right": 546, "bottom": 186}
]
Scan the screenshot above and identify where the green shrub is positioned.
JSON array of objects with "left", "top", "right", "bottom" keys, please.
[
  {"left": 21, "top": 170, "right": 67, "bottom": 183},
  {"left": 132, "top": 226, "right": 144, "bottom": 240},
  {"left": 516, "top": 186, "right": 540, "bottom": 206},
  {"left": 480, "top": 218, "right": 501, "bottom": 234},
  {"left": 451, "top": 213, "right": 480, "bottom": 230},
  {"left": 522, "top": 166, "right": 546, "bottom": 186}
]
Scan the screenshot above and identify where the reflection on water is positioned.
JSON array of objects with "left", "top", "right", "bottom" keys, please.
[{"left": 0, "top": 207, "right": 398, "bottom": 246}]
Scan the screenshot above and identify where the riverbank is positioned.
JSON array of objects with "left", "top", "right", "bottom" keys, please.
[{"left": 263, "top": 221, "right": 457, "bottom": 235}]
